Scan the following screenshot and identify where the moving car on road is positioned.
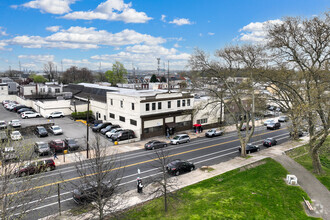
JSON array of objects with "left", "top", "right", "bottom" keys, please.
[
  {"left": 34, "top": 142, "right": 51, "bottom": 156},
  {"left": 63, "top": 138, "right": 79, "bottom": 151},
  {"left": 45, "top": 111, "right": 64, "bottom": 119},
  {"left": 49, "top": 139, "right": 67, "bottom": 152},
  {"left": 205, "top": 129, "right": 224, "bottom": 137},
  {"left": 35, "top": 126, "right": 48, "bottom": 137},
  {"left": 238, "top": 144, "right": 260, "bottom": 154},
  {"left": 72, "top": 181, "right": 114, "bottom": 204},
  {"left": 50, "top": 125, "right": 63, "bottom": 135},
  {"left": 166, "top": 159, "right": 195, "bottom": 176},
  {"left": 240, "top": 124, "right": 252, "bottom": 131},
  {"left": 21, "top": 111, "right": 41, "bottom": 119},
  {"left": 144, "top": 140, "right": 167, "bottom": 150},
  {"left": 11, "top": 131, "right": 22, "bottom": 141},
  {"left": 263, "top": 138, "right": 277, "bottom": 147},
  {"left": 9, "top": 119, "right": 21, "bottom": 128},
  {"left": 170, "top": 134, "right": 190, "bottom": 145},
  {"left": 264, "top": 119, "right": 275, "bottom": 126},
  {"left": 15, "top": 159, "right": 56, "bottom": 177},
  {"left": 267, "top": 122, "right": 281, "bottom": 130}
]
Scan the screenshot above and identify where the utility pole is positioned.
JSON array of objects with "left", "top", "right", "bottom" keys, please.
[
  {"left": 86, "top": 96, "right": 90, "bottom": 159},
  {"left": 157, "top": 58, "right": 160, "bottom": 77},
  {"left": 19, "top": 61, "right": 21, "bottom": 72},
  {"left": 167, "top": 60, "right": 170, "bottom": 92}
]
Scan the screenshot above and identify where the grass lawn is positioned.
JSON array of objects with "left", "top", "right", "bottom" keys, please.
[
  {"left": 119, "top": 158, "right": 318, "bottom": 220},
  {"left": 287, "top": 136, "right": 330, "bottom": 190}
]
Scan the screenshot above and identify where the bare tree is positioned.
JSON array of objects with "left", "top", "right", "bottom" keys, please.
[
  {"left": 189, "top": 45, "right": 267, "bottom": 157},
  {"left": 266, "top": 12, "right": 330, "bottom": 174},
  {"left": 147, "top": 148, "right": 179, "bottom": 213},
  {"left": 71, "top": 135, "right": 123, "bottom": 219},
  {"left": 44, "top": 61, "right": 56, "bottom": 82}
]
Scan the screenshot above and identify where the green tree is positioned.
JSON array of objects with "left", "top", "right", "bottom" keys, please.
[
  {"left": 160, "top": 76, "right": 167, "bottom": 82},
  {"left": 150, "top": 74, "right": 158, "bottom": 83},
  {"left": 105, "top": 61, "right": 127, "bottom": 86},
  {"left": 29, "top": 74, "right": 47, "bottom": 83}
]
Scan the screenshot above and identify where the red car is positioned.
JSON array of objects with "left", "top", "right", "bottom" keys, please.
[
  {"left": 15, "top": 159, "right": 56, "bottom": 177},
  {"left": 49, "top": 139, "right": 67, "bottom": 152}
]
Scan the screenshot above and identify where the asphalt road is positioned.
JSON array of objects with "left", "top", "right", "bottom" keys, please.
[{"left": 2, "top": 125, "right": 290, "bottom": 219}]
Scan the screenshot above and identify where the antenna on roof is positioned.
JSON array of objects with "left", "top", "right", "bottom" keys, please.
[
  {"left": 168, "top": 60, "right": 170, "bottom": 93},
  {"left": 157, "top": 58, "right": 160, "bottom": 77}
]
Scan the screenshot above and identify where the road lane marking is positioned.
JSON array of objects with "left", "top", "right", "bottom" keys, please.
[{"left": 5, "top": 128, "right": 287, "bottom": 196}]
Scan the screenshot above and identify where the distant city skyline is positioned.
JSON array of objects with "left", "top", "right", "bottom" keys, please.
[{"left": 0, "top": 0, "right": 328, "bottom": 72}]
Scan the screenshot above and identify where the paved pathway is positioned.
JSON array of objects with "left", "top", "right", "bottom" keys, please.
[{"left": 273, "top": 154, "right": 330, "bottom": 220}]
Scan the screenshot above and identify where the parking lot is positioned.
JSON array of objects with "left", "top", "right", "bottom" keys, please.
[{"left": 0, "top": 103, "right": 113, "bottom": 161}]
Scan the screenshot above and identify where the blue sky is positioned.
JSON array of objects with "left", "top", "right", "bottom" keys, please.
[{"left": 0, "top": 0, "right": 328, "bottom": 72}]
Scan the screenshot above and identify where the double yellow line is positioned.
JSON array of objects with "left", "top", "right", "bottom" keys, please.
[{"left": 7, "top": 128, "right": 286, "bottom": 196}]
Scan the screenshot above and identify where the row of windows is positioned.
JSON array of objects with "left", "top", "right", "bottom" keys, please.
[
  {"left": 146, "top": 99, "right": 191, "bottom": 112},
  {"left": 111, "top": 98, "right": 135, "bottom": 111},
  {"left": 108, "top": 113, "right": 137, "bottom": 126},
  {"left": 197, "top": 118, "right": 208, "bottom": 124}
]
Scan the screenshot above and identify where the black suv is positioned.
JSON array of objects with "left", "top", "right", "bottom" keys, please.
[
  {"left": 166, "top": 159, "right": 195, "bottom": 176},
  {"left": 267, "top": 122, "right": 281, "bottom": 130},
  {"left": 263, "top": 138, "right": 277, "bottom": 147},
  {"left": 35, "top": 126, "right": 48, "bottom": 137},
  {"left": 63, "top": 138, "right": 79, "bottom": 151},
  {"left": 92, "top": 122, "right": 112, "bottom": 132},
  {"left": 72, "top": 181, "right": 114, "bottom": 204},
  {"left": 111, "top": 130, "right": 135, "bottom": 142}
]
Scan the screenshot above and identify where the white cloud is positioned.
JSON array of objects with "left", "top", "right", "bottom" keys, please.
[
  {"left": 199, "top": 33, "right": 203, "bottom": 37},
  {"left": 208, "top": 32, "right": 215, "bottom": 36},
  {"left": 239, "top": 19, "right": 283, "bottom": 42},
  {"left": 62, "top": 0, "right": 152, "bottom": 23},
  {"left": 174, "top": 43, "right": 180, "bottom": 48},
  {"left": 18, "top": 54, "right": 55, "bottom": 62},
  {"left": 0, "top": 41, "right": 8, "bottom": 50},
  {"left": 46, "top": 26, "right": 61, "bottom": 32},
  {"left": 169, "top": 18, "right": 193, "bottom": 26},
  {"left": 4, "top": 26, "right": 166, "bottom": 49},
  {"left": 161, "top": 15, "right": 166, "bottom": 22},
  {"left": 0, "top": 27, "right": 7, "bottom": 36},
  {"left": 17, "top": 0, "right": 76, "bottom": 15},
  {"left": 91, "top": 44, "right": 190, "bottom": 70}
]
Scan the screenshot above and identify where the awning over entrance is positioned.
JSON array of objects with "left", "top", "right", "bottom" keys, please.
[{"left": 165, "top": 122, "right": 176, "bottom": 128}]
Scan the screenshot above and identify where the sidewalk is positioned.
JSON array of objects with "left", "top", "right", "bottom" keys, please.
[
  {"left": 273, "top": 155, "right": 330, "bottom": 219},
  {"left": 42, "top": 130, "right": 329, "bottom": 220}
]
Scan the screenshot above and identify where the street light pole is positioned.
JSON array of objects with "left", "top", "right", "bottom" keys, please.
[{"left": 86, "top": 96, "right": 90, "bottom": 159}]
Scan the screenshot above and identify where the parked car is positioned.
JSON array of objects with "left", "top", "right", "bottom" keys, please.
[
  {"left": 11, "top": 131, "right": 22, "bottom": 141},
  {"left": 34, "top": 142, "right": 51, "bottom": 156},
  {"left": 45, "top": 111, "right": 64, "bottom": 119},
  {"left": 63, "top": 138, "right": 79, "bottom": 151},
  {"left": 0, "top": 131, "right": 8, "bottom": 142},
  {"left": 166, "top": 159, "right": 195, "bottom": 176},
  {"left": 111, "top": 129, "right": 135, "bottom": 142},
  {"left": 0, "top": 147, "right": 18, "bottom": 162},
  {"left": 278, "top": 116, "right": 289, "bottom": 122},
  {"left": 21, "top": 111, "right": 41, "bottom": 119},
  {"left": 205, "top": 129, "right": 224, "bottom": 137},
  {"left": 49, "top": 139, "right": 67, "bottom": 152},
  {"left": 267, "top": 122, "right": 281, "bottom": 130},
  {"left": 100, "top": 124, "right": 120, "bottom": 135},
  {"left": 17, "top": 107, "right": 34, "bottom": 114},
  {"left": 170, "top": 134, "right": 190, "bottom": 145},
  {"left": 50, "top": 125, "right": 63, "bottom": 135},
  {"left": 15, "top": 159, "right": 56, "bottom": 177},
  {"left": 6, "top": 104, "right": 18, "bottom": 111},
  {"left": 264, "top": 119, "right": 275, "bottom": 126},
  {"left": 92, "top": 122, "right": 112, "bottom": 132},
  {"left": 72, "top": 181, "right": 114, "bottom": 204},
  {"left": 238, "top": 144, "right": 260, "bottom": 154},
  {"left": 13, "top": 105, "right": 27, "bottom": 112},
  {"left": 9, "top": 119, "right": 21, "bottom": 128},
  {"left": 105, "top": 128, "right": 123, "bottom": 138},
  {"left": 240, "top": 124, "right": 252, "bottom": 131},
  {"left": 2, "top": 100, "right": 10, "bottom": 105},
  {"left": 0, "top": 121, "right": 7, "bottom": 130},
  {"left": 263, "top": 138, "right": 278, "bottom": 147},
  {"left": 145, "top": 140, "right": 168, "bottom": 150},
  {"left": 35, "top": 126, "right": 48, "bottom": 137}
]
